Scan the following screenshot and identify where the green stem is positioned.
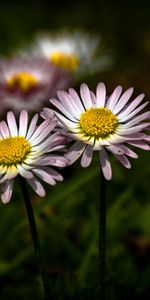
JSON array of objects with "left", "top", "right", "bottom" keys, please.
[
  {"left": 19, "top": 176, "right": 52, "bottom": 299},
  {"left": 98, "top": 170, "right": 106, "bottom": 300}
]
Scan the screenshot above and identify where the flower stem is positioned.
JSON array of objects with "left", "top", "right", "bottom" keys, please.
[
  {"left": 19, "top": 176, "right": 52, "bottom": 299},
  {"left": 98, "top": 170, "right": 106, "bottom": 300}
]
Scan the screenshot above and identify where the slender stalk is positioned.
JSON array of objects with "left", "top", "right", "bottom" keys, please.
[
  {"left": 98, "top": 169, "right": 106, "bottom": 300},
  {"left": 19, "top": 176, "right": 52, "bottom": 299}
]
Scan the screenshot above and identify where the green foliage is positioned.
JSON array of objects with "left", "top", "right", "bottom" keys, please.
[{"left": 0, "top": 151, "right": 150, "bottom": 299}]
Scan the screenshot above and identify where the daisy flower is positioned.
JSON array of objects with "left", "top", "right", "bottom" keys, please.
[
  {"left": 0, "top": 57, "right": 72, "bottom": 113},
  {"left": 42, "top": 82, "right": 150, "bottom": 180},
  {"left": 0, "top": 110, "right": 68, "bottom": 203},
  {"left": 27, "top": 31, "right": 110, "bottom": 74}
]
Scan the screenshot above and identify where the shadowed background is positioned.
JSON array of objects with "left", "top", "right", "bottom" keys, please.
[{"left": 0, "top": 0, "right": 150, "bottom": 299}]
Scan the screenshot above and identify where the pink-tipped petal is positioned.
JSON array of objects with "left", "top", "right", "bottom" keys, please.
[
  {"left": 32, "top": 168, "right": 56, "bottom": 185},
  {"left": 113, "top": 87, "right": 134, "bottom": 114},
  {"left": 106, "top": 145, "right": 124, "bottom": 155},
  {"left": 26, "top": 114, "right": 38, "bottom": 139},
  {"left": 117, "top": 94, "right": 145, "bottom": 120},
  {"left": 64, "top": 141, "right": 86, "bottom": 165},
  {"left": 57, "top": 91, "right": 81, "bottom": 117},
  {"left": 96, "top": 82, "right": 106, "bottom": 107},
  {"left": 114, "top": 154, "right": 131, "bottom": 169},
  {"left": 1, "top": 180, "right": 13, "bottom": 203},
  {"left": 118, "top": 123, "right": 150, "bottom": 135},
  {"left": 7, "top": 111, "right": 18, "bottom": 136},
  {"left": 81, "top": 145, "right": 93, "bottom": 167},
  {"left": 17, "top": 165, "right": 33, "bottom": 179},
  {"left": 122, "top": 111, "right": 150, "bottom": 128},
  {"left": 30, "top": 120, "right": 57, "bottom": 146},
  {"left": 41, "top": 107, "right": 55, "bottom": 120},
  {"left": 26, "top": 175, "right": 46, "bottom": 197},
  {"left": 118, "top": 144, "right": 138, "bottom": 158},
  {"left": 80, "top": 83, "right": 92, "bottom": 109},
  {"left": 128, "top": 141, "right": 150, "bottom": 150},
  {"left": 90, "top": 91, "right": 97, "bottom": 107},
  {"left": 0, "top": 121, "right": 10, "bottom": 138},
  {"left": 50, "top": 98, "right": 77, "bottom": 121},
  {"left": 19, "top": 110, "right": 28, "bottom": 137},
  {"left": 28, "top": 119, "right": 51, "bottom": 141},
  {"left": 107, "top": 85, "right": 122, "bottom": 110},
  {"left": 69, "top": 88, "right": 85, "bottom": 113},
  {"left": 99, "top": 148, "right": 112, "bottom": 180},
  {"left": 43, "top": 167, "right": 63, "bottom": 181}
]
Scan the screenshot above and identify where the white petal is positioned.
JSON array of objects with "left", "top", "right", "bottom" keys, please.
[
  {"left": 90, "top": 91, "right": 97, "bottom": 107},
  {"left": 0, "top": 166, "right": 18, "bottom": 183},
  {"left": 121, "top": 111, "right": 150, "bottom": 128},
  {"left": 28, "top": 119, "right": 51, "bottom": 141},
  {"left": 69, "top": 88, "right": 85, "bottom": 112},
  {"left": 19, "top": 110, "right": 28, "bottom": 137},
  {"left": 107, "top": 85, "right": 122, "bottom": 110},
  {"left": 113, "top": 87, "right": 134, "bottom": 114},
  {"left": 117, "top": 123, "right": 150, "bottom": 135},
  {"left": 96, "top": 82, "right": 106, "bottom": 107},
  {"left": 26, "top": 114, "right": 38, "bottom": 139},
  {"left": 52, "top": 111, "right": 78, "bottom": 131},
  {"left": 29, "top": 120, "right": 57, "bottom": 146},
  {"left": 50, "top": 98, "right": 77, "bottom": 121},
  {"left": 57, "top": 91, "right": 81, "bottom": 118},
  {"left": 17, "top": 165, "right": 33, "bottom": 179},
  {"left": 117, "top": 94, "right": 145, "bottom": 120}
]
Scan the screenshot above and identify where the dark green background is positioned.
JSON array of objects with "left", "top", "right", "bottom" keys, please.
[{"left": 0, "top": 1, "right": 150, "bottom": 299}]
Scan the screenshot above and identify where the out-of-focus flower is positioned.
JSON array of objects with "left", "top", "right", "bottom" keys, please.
[
  {"left": 25, "top": 31, "right": 111, "bottom": 74},
  {"left": 0, "top": 57, "right": 72, "bottom": 113},
  {"left": 0, "top": 110, "right": 68, "bottom": 203},
  {"left": 42, "top": 82, "right": 150, "bottom": 180}
]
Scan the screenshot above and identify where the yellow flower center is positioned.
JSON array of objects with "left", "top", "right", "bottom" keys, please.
[
  {"left": 50, "top": 51, "right": 79, "bottom": 72},
  {"left": 7, "top": 72, "right": 38, "bottom": 92},
  {"left": 79, "top": 107, "right": 118, "bottom": 138},
  {"left": 0, "top": 137, "right": 31, "bottom": 165}
]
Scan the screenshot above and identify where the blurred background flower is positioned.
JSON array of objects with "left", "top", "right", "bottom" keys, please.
[
  {"left": 24, "top": 30, "right": 112, "bottom": 76},
  {"left": 0, "top": 57, "right": 72, "bottom": 113}
]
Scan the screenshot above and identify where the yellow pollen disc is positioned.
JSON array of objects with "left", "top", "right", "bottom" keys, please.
[
  {"left": 7, "top": 72, "right": 38, "bottom": 92},
  {"left": 79, "top": 107, "right": 118, "bottom": 138},
  {"left": 50, "top": 51, "right": 79, "bottom": 72},
  {"left": 0, "top": 137, "right": 31, "bottom": 165}
]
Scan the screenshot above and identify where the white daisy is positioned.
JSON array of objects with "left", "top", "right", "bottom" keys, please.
[
  {"left": 42, "top": 82, "right": 150, "bottom": 180},
  {"left": 28, "top": 31, "right": 110, "bottom": 74},
  {"left": 0, "top": 110, "right": 68, "bottom": 203}
]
